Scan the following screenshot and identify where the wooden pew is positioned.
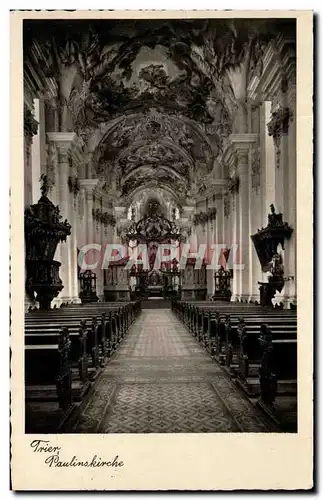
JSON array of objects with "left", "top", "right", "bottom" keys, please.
[
  {"left": 257, "top": 325, "right": 297, "bottom": 431},
  {"left": 174, "top": 302, "right": 296, "bottom": 361},
  {"left": 25, "top": 303, "right": 130, "bottom": 359},
  {"left": 209, "top": 312, "right": 296, "bottom": 364},
  {"left": 234, "top": 318, "right": 297, "bottom": 396},
  {"left": 26, "top": 314, "right": 102, "bottom": 373},
  {"left": 25, "top": 301, "right": 141, "bottom": 402},
  {"left": 174, "top": 300, "right": 297, "bottom": 390},
  {"left": 172, "top": 300, "right": 297, "bottom": 429},
  {"left": 25, "top": 327, "right": 74, "bottom": 413},
  {"left": 24, "top": 301, "right": 141, "bottom": 432}
]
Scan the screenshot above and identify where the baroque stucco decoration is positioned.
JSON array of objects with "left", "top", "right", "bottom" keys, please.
[
  {"left": 24, "top": 19, "right": 295, "bottom": 205},
  {"left": 24, "top": 19, "right": 288, "bottom": 139},
  {"left": 91, "top": 109, "right": 214, "bottom": 201}
]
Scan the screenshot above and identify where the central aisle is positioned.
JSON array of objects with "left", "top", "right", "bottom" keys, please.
[{"left": 66, "top": 310, "right": 274, "bottom": 433}]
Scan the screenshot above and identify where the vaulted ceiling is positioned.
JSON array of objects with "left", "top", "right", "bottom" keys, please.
[{"left": 24, "top": 18, "right": 295, "bottom": 206}]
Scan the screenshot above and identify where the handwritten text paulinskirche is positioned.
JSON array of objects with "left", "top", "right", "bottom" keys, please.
[{"left": 30, "top": 440, "right": 125, "bottom": 469}]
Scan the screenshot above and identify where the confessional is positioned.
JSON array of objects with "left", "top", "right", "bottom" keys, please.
[
  {"left": 79, "top": 270, "right": 99, "bottom": 303},
  {"left": 212, "top": 266, "right": 232, "bottom": 301}
]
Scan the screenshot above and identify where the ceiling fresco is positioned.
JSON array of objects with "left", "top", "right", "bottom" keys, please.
[{"left": 24, "top": 18, "right": 295, "bottom": 205}]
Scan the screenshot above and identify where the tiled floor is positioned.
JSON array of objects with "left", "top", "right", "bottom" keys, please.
[{"left": 65, "top": 310, "right": 276, "bottom": 433}]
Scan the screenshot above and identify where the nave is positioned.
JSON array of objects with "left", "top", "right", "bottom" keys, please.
[
  {"left": 63, "top": 308, "right": 275, "bottom": 434},
  {"left": 23, "top": 18, "right": 298, "bottom": 436}
]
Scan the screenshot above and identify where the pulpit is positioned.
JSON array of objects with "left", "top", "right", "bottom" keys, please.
[
  {"left": 24, "top": 175, "right": 71, "bottom": 309},
  {"left": 251, "top": 205, "right": 293, "bottom": 307},
  {"left": 258, "top": 253, "right": 285, "bottom": 308}
]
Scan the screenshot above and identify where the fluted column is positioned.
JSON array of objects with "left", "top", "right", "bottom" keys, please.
[
  {"left": 79, "top": 179, "right": 99, "bottom": 275},
  {"left": 216, "top": 192, "right": 225, "bottom": 270},
  {"left": 93, "top": 195, "right": 104, "bottom": 301},
  {"left": 230, "top": 179, "right": 240, "bottom": 301},
  {"left": 24, "top": 134, "right": 33, "bottom": 208},
  {"left": 261, "top": 102, "right": 277, "bottom": 227},
  {"left": 68, "top": 155, "right": 82, "bottom": 304},
  {"left": 249, "top": 142, "right": 262, "bottom": 302},
  {"left": 223, "top": 193, "right": 232, "bottom": 294},
  {"left": 267, "top": 105, "right": 294, "bottom": 305},
  {"left": 231, "top": 134, "right": 258, "bottom": 301},
  {"left": 283, "top": 85, "right": 297, "bottom": 306},
  {"left": 47, "top": 132, "right": 78, "bottom": 303},
  {"left": 206, "top": 197, "right": 213, "bottom": 299},
  {"left": 31, "top": 99, "right": 45, "bottom": 204},
  {"left": 237, "top": 152, "right": 249, "bottom": 300}
]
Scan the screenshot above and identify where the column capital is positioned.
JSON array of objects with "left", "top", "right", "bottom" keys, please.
[
  {"left": 47, "top": 133, "right": 76, "bottom": 164},
  {"left": 229, "top": 133, "right": 258, "bottom": 174},
  {"left": 47, "top": 132, "right": 76, "bottom": 148},
  {"left": 79, "top": 179, "right": 99, "bottom": 195},
  {"left": 182, "top": 206, "right": 195, "bottom": 218},
  {"left": 229, "top": 133, "right": 258, "bottom": 151}
]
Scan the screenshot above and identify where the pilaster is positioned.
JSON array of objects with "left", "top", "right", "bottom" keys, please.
[
  {"left": 230, "top": 134, "right": 257, "bottom": 301},
  {"left": 24, "top": 104, "right": 39, "bottom": 308},
  {"left": 79, "top": 179, "right": 102, "bottom": 298},
  {"left": 249, "top": 141, "right": 262, "bottom": 301},
  {"left": 47, "top": 132, "right": 80, "bottom": 304},
  {"left": 267, "top": 104, "right": 294, "bottom": 306},
  {"left": 24, "top": 105, "right": 39, "bottom": 208}
]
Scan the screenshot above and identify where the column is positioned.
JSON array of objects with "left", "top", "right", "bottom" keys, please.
[
  {"left": 259, "top": 102, "right": 273, "bottom": 285},
  {"left": 24, "top": 106, "right": 38, "bottom": 208},
  {"left": 231, "top": 179, "right": 240, "bottom": 302},
  {"left": 47, "top": 132, "right": 78, "bottom": 304},
  {"left": 231, "top": 134, "right": 258, "bottom": 301},
  {"left": 206, "top": 196, "right": 213, "bottom": 299},
  {"left": 249, "top": 142, "right": 262, "bottom": 302},
  {"left": 223, "top": 193, "right": 232, "bottom": 296},
  {"left": 31, "top": 99, "right": 42, "bottom": 204},
  {"left": 69, "top": 155, "right": 82, "bottom": 305},
  {"left": 267, "top": 105, "right": 294, "bottom": 306},
  {"left": 79, "top": 179, "right": 99, "bottom": 277},
  {"left": 95, "top": 195, "right": 105, "bottom": 301},
  {"left": 237, "top": 150, "right": 249, "bottom": 301},
  {"left": 216, "top": 192, "right": 224, "bottom": 276},
  {"left": 210, "top": 195, "right": 219, "bottom": 297},
  {"left": 261, "top": 102, "right": 277, "bottom": 226},
  {"left": 24, "top": 105, "right": 38, "bottom": 308}
]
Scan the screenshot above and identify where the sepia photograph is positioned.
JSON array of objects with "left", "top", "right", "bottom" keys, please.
[{"left": 10, "top": 9, "right": 313, "bottom": 491}]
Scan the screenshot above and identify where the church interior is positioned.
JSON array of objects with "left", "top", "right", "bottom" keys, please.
[{"left": 23, "top": 18, "right": 297, "bottom": 433}]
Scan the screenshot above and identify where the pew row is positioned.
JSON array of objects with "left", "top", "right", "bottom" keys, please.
[
  {"left": 24, "top": 301, "right": 141, "bottom": 432},
  {"left": 172, "top": 300, "right": 297, "bottom": 431}
]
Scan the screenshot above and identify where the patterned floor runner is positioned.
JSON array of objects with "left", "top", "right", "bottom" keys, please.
[{"left": 64, "top": 310, "right": 276, "bottom": 433}]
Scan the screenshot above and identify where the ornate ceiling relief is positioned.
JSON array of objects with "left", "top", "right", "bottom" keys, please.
[
  {"left": 24, "top": 19, "right": 295, "bottom": 210},
  {"left": 90, "top": 108, "right": 214, "bottom": 203}
]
